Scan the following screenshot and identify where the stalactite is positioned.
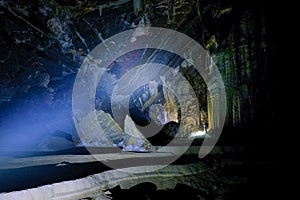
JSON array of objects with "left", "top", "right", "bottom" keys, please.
[
  {"left": 232, "top": 94, "right": 241, "bottom": 127},
  {"left": 207, "top": 94, "right": 213, "bottom": 129},
  {"left": 133, "top": 0, "right": 142, "bottom": 15},
  {"left": 160, "top": 77, "right": 179, "bottom": 125},
  {"left": 207, "top": 2, "right": 269, "bottom": 128}
]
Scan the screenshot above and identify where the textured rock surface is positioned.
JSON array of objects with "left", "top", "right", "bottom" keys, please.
[
  {"left": 0, "top": 161, "right": 247, "bottom": 200},
  {"left": 76, "top": 110, "right": 152, "bottom": 151},
  {"left": 123, "top": 115, "right": 152, "bottom": 151},
  {"left": 95, "top": 110, "right": 125, "bottom": 146}
]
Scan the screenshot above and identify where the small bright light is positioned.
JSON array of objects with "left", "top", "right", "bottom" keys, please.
[{"left": 189, "top": 130, "right": 208, "bottom": 139}]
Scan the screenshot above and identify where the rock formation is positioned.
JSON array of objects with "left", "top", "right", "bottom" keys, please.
[
  {"left": 123, "top": 115, "right": 153, "bottom": 151},
  {"left": 76, "top": 110, "right": 152, "bottom": 151}
]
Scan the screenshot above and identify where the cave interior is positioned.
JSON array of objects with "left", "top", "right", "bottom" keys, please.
[{"left": 0, "top": 0, "right": 282, "bottom": 199}]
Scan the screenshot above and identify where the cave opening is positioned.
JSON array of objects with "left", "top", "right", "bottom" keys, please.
[{"left": 95, "top": 48, "right": 210, "bottom": 144}]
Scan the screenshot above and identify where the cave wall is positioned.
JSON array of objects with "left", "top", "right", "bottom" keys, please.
[{"left": 207, "top": 1, "right": 271, "bottom": 129}]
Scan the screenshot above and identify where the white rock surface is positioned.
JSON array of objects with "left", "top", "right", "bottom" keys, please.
[{"left": 0, "top": 163, "right": 207, "bottom": 200}]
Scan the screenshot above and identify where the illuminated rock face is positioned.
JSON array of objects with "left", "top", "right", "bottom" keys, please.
[
  {"left": 95, "top": 110, "right": 125, "bottom": 146},
  {"left": 1, "top": 164, "right": 207, "bottom": 199},
  {"left": 75, "top": 110, "right": 152, "bottom": 151},
  {"left": 0, "top": 150, "right": 250, "bottom": 200},
  {"left": 123, "top": 115, "right": 153, "bottom": 151}
]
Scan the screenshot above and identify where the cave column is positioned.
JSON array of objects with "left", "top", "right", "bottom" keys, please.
[
  {"left": 133, "top": 0, "right": 143, "bottom": 15},
  {"left": 207, "top": 94, "right": 213, "bottom": 130},
  {"left": 207, "top": 93, "right": 221, "bottom": 130}
]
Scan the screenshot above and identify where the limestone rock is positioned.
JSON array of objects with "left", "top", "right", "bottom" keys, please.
[
  {"left": 76, "top": 111, "right": 152, "bottom": 151},
  {"left": 123, "top": 115, "right": 153, "bottom": 152},
  {"left": 95, "top": 110, "right": 125, "bottom": 146},
  {"left": 75, "top": 111, "right": 114, "bottom": 147}
]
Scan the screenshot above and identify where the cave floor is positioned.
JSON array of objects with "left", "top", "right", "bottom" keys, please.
[{"left": 0, "top": 145, "right": 281, "bottom": 200}]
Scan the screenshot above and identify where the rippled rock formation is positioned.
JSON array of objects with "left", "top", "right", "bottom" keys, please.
[
  {"left": 0, "top": 149, "right": 251, "bottom": 200},
  {"left": 123, "top": 115, "right": 152, "bottom": 151},
  {"left": 75, "top": 109, "right": 152, "bottom": 151}
]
